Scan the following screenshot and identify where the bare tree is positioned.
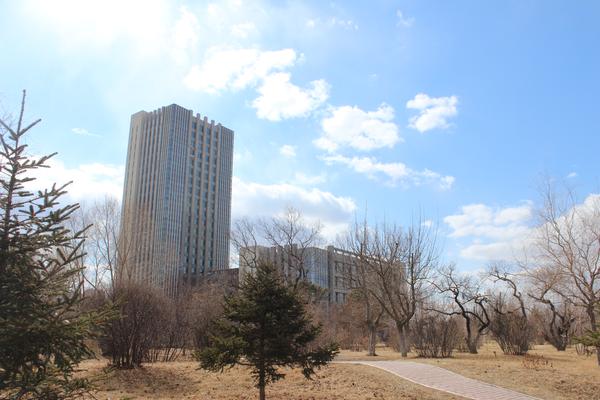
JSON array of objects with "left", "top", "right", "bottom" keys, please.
[
  {"left": 232, "top": 208, "right": 322, "bottom": 290},
  {"left": 534, "top": 183, "right": 600, "bottom": 365},
  {"left": 431, "top": 264, "right": 490, "bottom": 354},
  {"left": 487, "top": 264, "right": 533, "bottom": 355},
  {"left": 525, "top": 266, "right": 575, "bottom": 351},
  {"left": 339, "top": 220, "right": 386, "bottom": 356},
  {"left": 364, "top": 221, "right": 438, "bottom": 357},
  {"left": 261, "top": 208, "right": 322, "bottom": 288}
]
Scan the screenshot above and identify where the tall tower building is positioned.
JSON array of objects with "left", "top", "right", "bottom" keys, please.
[{"left": 120, "top": 104, "right": 234, "bottom": 294}]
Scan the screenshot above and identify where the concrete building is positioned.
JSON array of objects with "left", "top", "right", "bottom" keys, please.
[
  {"left": 120, "top": 104, "right": 234, "bottom": 294},
  {"left": 238, "top": 245, "right": 355, "bottom": 303}
]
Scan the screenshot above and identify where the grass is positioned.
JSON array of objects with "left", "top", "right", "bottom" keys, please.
[
  {"left": 78, "top": 342, "right": 600, "bottom": 399},
  {"left": 79, "top": 359, "right": 464, "bottom": 400},
  {"left": 337, "top": 342, "right": 600, "bottom": 400}
]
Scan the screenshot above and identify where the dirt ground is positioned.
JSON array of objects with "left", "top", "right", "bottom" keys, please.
[
  {"left": 337, "top": 343, "right": 600, "bottom": 400},
  {"left": 79, "top": 359, "right": 463, "bottom": 400}
]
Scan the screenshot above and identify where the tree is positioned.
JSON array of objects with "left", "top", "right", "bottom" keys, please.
[
  {"left": 525, "top": 267, "right": 574, "bottom": 351},
  {"left": 198, "top": 263, "right": 339, "bottom": 400},
  {"left": 365, "top": 221, "right": 438, "bottom": 357},
  {"left": 575, "top": 304, "right": 600, "bottom": 350},
  {"left": 487, "top": 265, "right": 533, "bottom": 355},
  {"left": 340, "top": 219, "right": 386, "bottom": 356},
  {"left": 232, "top": 208, "right": 322, "bottom": 291},
  {"left": 0, "top": 91, "right": 110, "bottom": 399},
  {"left": 431, "top": 264, "right": 490, "bottom": 354},
  {"left": 533, "top": 183, "right": 600, "bottom": 365}
]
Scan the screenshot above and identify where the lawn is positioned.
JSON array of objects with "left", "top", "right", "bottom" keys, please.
[
  {"left": 78, "top": 342, "right": 599, "bottom": 400},
  {"left": 79, "top": 359, "right": 463, "bottom": 400},
  {"left": 337, "top": 342, "right": 600, "bottom": 400}
]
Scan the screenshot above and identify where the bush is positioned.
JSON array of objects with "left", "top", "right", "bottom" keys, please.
[
  {"left": 100, "top": 283, "right": 167, "bottom": 368},
  {"left": 411, "top": 314, "right": 460, "bottom": 358},
  {"left": 488, "top": 300, "right": 533, "bottom": 355}
]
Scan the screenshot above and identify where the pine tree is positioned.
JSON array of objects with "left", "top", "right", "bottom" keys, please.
[
  {"left": 198, "top": 262, "right": 339, "bottom": 400},
  {"left": 0, "top": 91, "right": 110, "bottom": 399}
]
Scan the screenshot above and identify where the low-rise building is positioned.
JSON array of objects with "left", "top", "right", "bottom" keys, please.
[{"left": 238, "top": 245, "right": 356, "bottom": 303}]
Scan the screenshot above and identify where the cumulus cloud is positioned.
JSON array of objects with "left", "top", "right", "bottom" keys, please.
[
  {"left": 407, "top": 93, "right": 458, "bottom": 133},
  {"left": 232, "top": 177, "right": 356, "bottom": 241},
  {"left": 184, "top": 47, "right": 298, "bottom": 93},
  {"left": 444, "top": 202, "right": 534, "bottom": 261},
  {"left": 315, "top": 104, "right": 401, "bottom": 152},
  {"left": 28, "top": 156, "right": 124, "bottom": 201},
  {"left": 323, "top": 154, "right": 455, "bottom": 190},
  {"left": 252, "top": 73, "right": 329, "bottom": 121},
  {"left": 279, "top": 144, "right": 297, "bottom": 158}
]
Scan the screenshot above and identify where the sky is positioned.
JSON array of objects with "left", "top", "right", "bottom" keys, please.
[{"left": 1, "top": 0, "right": 599, "bottom": 271}]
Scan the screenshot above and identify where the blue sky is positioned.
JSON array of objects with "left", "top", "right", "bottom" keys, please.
[{"left": 1, "top": 1, "right": 599, "bottom": 270}]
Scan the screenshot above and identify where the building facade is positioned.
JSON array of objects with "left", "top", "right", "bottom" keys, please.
[
  {"left": 238, "top": 245, "right": 355, "bottom": 303},
  {"left": 120, "top": 104, "right": 234, "bottom": 294}
]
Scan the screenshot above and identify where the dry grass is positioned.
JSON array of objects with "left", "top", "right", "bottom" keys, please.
[
  {"left": 77, "top": 342, "right": 599, "bottom": 399},
  {"left": 79, "top": 359, "right": 464, "bottom": 400},
  {"left": 338, "top": 343, "right": 600, "bottom": 400}
]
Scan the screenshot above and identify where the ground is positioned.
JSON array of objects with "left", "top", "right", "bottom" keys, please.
[
  {"left": 79, "top": 359, "right": 462, "bottom": 400},
  {"left": 337, "top": 343, "right": 600, "bottom": 400},
  {"left": 78, "top": 342, "right": 600, "bottom": 400}
]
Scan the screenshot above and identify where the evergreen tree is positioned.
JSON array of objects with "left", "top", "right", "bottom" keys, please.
[
  {"left": 0, "top": 91, "right": 110, "bottom": 399},
  {"left": 198, "top": 262, "right": 339, "bottom": 400}
]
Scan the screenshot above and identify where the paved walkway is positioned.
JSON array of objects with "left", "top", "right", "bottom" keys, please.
[{"left": 342, "top": 360, "right": 541, "bottom": 400}]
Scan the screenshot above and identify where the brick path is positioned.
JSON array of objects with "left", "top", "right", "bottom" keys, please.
[{"left": 344, "top": 361, "right": 541, "bottom": 400}]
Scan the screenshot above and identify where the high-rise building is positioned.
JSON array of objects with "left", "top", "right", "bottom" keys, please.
[{"left": 120, "top": 104, "right": 234, "bottom": 294}]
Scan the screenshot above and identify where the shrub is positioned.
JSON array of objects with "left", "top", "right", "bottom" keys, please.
[
  {"left": 100, "top": 283, "right": 166, "bottom": 368},
  {"left": 411, "top": 314, "right": 460, "bottom": 358}
]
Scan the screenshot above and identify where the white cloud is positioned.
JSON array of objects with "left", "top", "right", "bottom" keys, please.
[
  {"left": 230, "top": 22, "right": 257, "bottom": 38},
  {"left": 28, "top": 157, "right": 124, "bottom": 202},
  {"left": 184, "top": 47, "right": 298, "bottom": 93},
  {"left": 407, "top": 93, "right": 458, "bottom": 133},
  {"left": 71, "top": 127, "right": 101, "bottom": 137},
  {"left": 323, "top": 154, "right": 455, "bottom": 190},
  {"left": 444, "top": 202, "right": 533, "bottom": 261},
  {"left": 396, "top": 10, "right": 414, "bottom": 27},
  {"left": 232, "top": 177, "right": 356, "bottom": 241},
  {"left": 293, "top": 172, "right": 327, "bottom": 185},
  {"left": 252, "top": 73, "right": 330, "bottom": 121},
  {"left": 171, "top": 6, "right": 200, "bottom": 64},
  {"left": 23, "top": 0, "right": 170, "bottom": 52},
  {"left": 279, "top": 144, "right": 297, "bottom": 158},
  {"left": 567, "top": 171, "right": 577, "bottom": 178},
  {"left": 315, "top": 104, "right": 401, "bottom": 152}
]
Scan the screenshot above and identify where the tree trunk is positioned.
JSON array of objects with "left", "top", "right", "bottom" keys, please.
[
  {"left": 367, "top": 325, "right": 377, "bottom": 356},
  {"left": 259, "top": 367, "right": 266, "bottom": 400},
  {"left": 586, "top": 306, "right": 600, "bottom": 367},
  {"left": 396, "top": 322, "right": 408, "bottom": 357},
  {"left": 467, "top": 340, "right": 478, "bottom": 354}
]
